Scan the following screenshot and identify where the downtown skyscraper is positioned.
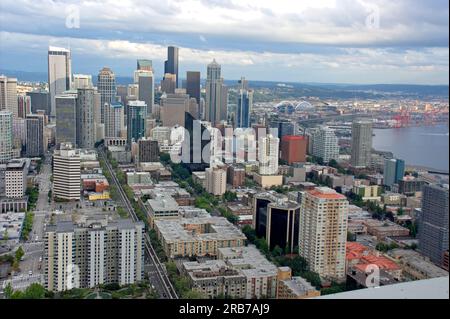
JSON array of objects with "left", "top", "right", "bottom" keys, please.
[
  {"left": 351, "top": 119, "right": 373, "bottom": 168},
  {"left": 25, "top": 114, "right": 45, "bottom": 157},
  {"left": 0, "top": 75, "right": 18, "bottom": 119},
  {"left": 126, "top": 101, "right": 147, "bottom": 145},
  {"left": 418, "top": 184, "right": 449, "bottom": 266},
  {"left": 164, "top": 46, "right": 179, "bottom": 88},
  {"left": 135, "top": 69, "right": 154, "bottom": 115},
  {"left": 76, "top": 88, "right": 96, "bottom": 149},
  {"left": 0, "top": 111, "right": 13, "bottom": 164},
  {"left": 236, "top": 77, "right": 253, "bottom": 128},
  {"left": 205, "top": 60, "right": 228, "bottom": 124},
  {"left": 48, "top": 46, "right": 72, "bottom": 118},
  {"left": 186, "top": 71, "right": 201, "bottom": 106},
  {"left": 97, "top": 67, "right": 116, "bottom": 123}
]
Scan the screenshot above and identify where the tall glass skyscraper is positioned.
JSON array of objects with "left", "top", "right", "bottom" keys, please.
[
  {"left": 55, "top": 91, "right": 78, "bottom": 147},
  {"left": 164, "top": 46, "right": 179, "bottom": 88},
  {"left": 384, "top": 158, "right": 405, "bottom": 188},
  {"left": 186, "top": 71, "right": 201, "bottom": 106},
  {"left": 48, "top": 46, "right": 71, "bottom": 119},
  {"left": 236, "top": 77, "right": 253, "bottom": 128},
  {"left": 126, "top": 101, "right": 147, "bottom": 145}
]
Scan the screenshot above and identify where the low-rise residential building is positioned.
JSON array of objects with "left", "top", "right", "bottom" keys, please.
[
  {"left": 381, "top": 192, "right": 407, "bottom": 206},
  {"left": 226, "top": 203, "right": 253, "bottom": 225},
  {"left": 363, "top": 219, "right": 410, "bottom": 240},
  {"left": 182, "top": 260, "right": 247, "bottom": 299},
  {"left": 388, "top": 249, "right": 449, "bottom": 280},
  {"left": 276, "top": 267, "right": 320, "bottom": 299},
  {"left": 345, "top": 242, "right": 402, "bottom": 280},
  {"left": 353, "top": 185, "right": 382, "bottom": 202},
  {"left": 192, "top": 171, "right": 206, "bottom": 189},
  {"left": 218, "top": 246, "right": 278, "bottom": 299},
  {"left": 146, "top": 195, "right": 179, "bottom": 227},
  {"left": 154, "top": 216, "right": 246, "bottom": 258}
]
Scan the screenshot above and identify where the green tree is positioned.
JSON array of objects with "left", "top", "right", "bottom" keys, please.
[
  {"left": 182, "top": 290, "right": 207, "bottom": 299},
  {"left": 15, "top": 246, "right": 24, "bottom": 262},
  {"left": 272, "top": 245, "right": 283, "bottom": 257},
  {"left": 23, "top": 283, "right": 46, "bottom": 299},
  {"left": 4, "top": 283, "right": 13, "bottom": 299},
  {"left": 242, "top": 225, "right": 256, "bottom": 243}
]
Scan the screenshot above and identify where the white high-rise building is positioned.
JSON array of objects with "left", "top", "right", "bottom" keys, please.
[
  {"left": 299, "top": 187, "right": 348, "bottom": 282},
  {"left": 258, "top": 134, "right": 279, "bottom": 175},
  {"left": 104, "top": 102, "right": 125, "bottom": 138},
  {"left": 48, "top": 46, "right": 72, "bottom": 118},
  {"left": 0, "top": 75, "right": 18, "bottom": 118},
  {"left": 351, "top": 119, "right": 373, "bottom": 168},
  {"left": 205, "top": 167, "right": 227, "bottom": 196},
  {"left": 44, "top": 218, "right": 144, "bottom": 292},
  {"left": 53, "top": 143, "right": 80, "bottom": 201},
  {"left": 72, "top": 74, "right": 93, "bottom": 89},
  {"left": 310, "top": 126, "right": 339, "bottom": 163},
  {"left": 0, "top": 111, "right": 13, "bottom": 164}
]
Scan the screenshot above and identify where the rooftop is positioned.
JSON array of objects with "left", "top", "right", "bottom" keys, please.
[
  {"left": 308, "top": 187, "right": 347, "bottom": 200},
  {"left": 155, "top": 216, "right": 246, "bottom": 243},
  {"left": 316, "top": 276, "right": 449, "bottom": 299},
  {"left": 218, "top": 245, "right": 278, "bottom": 279}
]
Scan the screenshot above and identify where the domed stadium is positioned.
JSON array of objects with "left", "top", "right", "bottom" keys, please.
[
  {"left": 275, "top": 101, "right": 296, "bottom": 114},
  {"left": 295, "top": 101, "right": 314, "bottom": 111}
]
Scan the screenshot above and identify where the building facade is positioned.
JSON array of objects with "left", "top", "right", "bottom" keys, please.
[
  {"left": 236, "top": 77, "right": 253, "bottom": 128},
  {"left": 280, "top": 135, "right": 307, "bottom": 164},
  {"left": 205, "top": 60, "right": 227, "bottom": 124},
  {"left": 258, "top": 134, "right": 279, "bottom": 175},
  {"left": 48, "top": 46, "right": 72, "bottom": 118},
  {"left": 299, "top": 187, "right": 349, "bottom": 282},
  {"left": 205, "top": 166, "right": 227, "bottom": 196},
  {"left": 126, "top": 101, "right": 147, "bottom": 145},
  {"left": 97, "top": 67, "right": 116, "bottom": 123},
  {"left": 53, "top": 143, "right": 81, "bottom": 201},
  {"left": 0, "top": 111, "right": 13, "bottom": 164},
  {"left": 25, "top": 114, "right": 45, "bottom": 157},
  {"left": 44, "top": 218, "right": 144, "bottom": 292},
  {"left": 351, "top": 119, "right": 373, "bottom": 168},
  {"left": 418, "top": 184, "right": 449, "bottom": 265}
]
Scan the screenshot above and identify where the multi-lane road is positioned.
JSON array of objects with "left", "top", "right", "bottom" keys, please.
[{"left": 98, "top": 147, "right": 178, "bottom": 299}]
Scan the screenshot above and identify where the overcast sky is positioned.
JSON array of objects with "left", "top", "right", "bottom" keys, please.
[{"left": 0, "top": 0, "right": 448, "bottom": 84}]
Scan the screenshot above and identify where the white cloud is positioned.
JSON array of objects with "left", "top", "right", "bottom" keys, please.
[
  {"left": 0, "top": 0, "right": 447, "bottom": 47},
  {"left": 1, "top": 31, "right": 447, "bottom": 75}
]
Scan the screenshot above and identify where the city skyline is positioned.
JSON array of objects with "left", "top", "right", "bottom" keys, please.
[{"left": 0, "top": 0, "right": 449, "bottom": 85}]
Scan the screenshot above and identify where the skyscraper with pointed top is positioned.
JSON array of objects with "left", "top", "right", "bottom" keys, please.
[{"left": 205, "top": 59, "right": 227, "bottom": 124}]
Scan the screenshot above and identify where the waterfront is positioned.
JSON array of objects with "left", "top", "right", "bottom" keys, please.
[{"left": 373, "top": 124, "right": 449, "bottom": 172}]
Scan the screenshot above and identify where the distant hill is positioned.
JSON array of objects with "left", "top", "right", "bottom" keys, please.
[{"left": 1, "top": 69, "right": 447, "bottom": 99}]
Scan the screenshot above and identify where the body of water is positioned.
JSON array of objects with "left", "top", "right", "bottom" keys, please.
[{"left": 373, "top": 124, "right": 449, "bottom": 172}]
